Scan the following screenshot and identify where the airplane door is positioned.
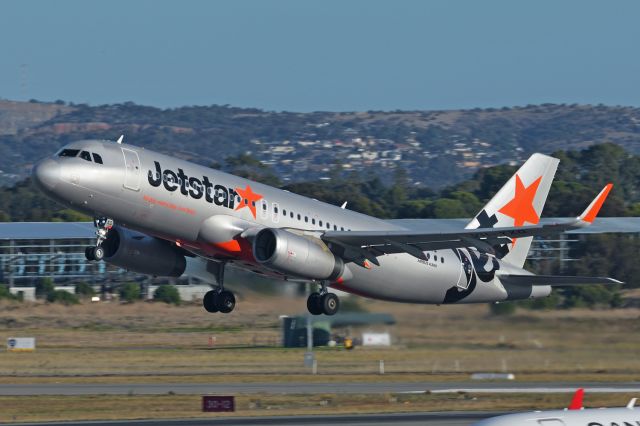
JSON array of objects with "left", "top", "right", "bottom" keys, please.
[
  {"left": 456, "top": 250, "right": 474, "bottom": 290},
  {"left": 122, "top": 148, "right": 141, "bottom": 191}
]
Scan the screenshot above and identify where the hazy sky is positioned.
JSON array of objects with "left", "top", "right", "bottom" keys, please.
[{"left": 1, "top": 0, "right": 639, "bottom": 112}]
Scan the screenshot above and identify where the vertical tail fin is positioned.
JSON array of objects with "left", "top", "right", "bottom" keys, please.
[{"left": 465, "top": 153, "right": 559, "bottom": 268}]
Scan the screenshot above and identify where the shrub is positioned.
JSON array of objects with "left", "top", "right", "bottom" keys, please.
[
  {"left": 47, "top": 290, "right": 79, "bottom": 305},
  {"left": 0, "top": 285, "right": 17, "bottom": 301},
  {"left": 75, "top": 282, "right": 96, "bottom": 297},
  {"left": 489, "top": 301, "right": 516, "bottom": 316},
  {"left": 153, "top": 285, "right": 181, "bottom": 305},
  {"left": 119, "top": 282, "right": 141, "bottom": 303},
  {"left": 35, "top": 277, "right": 55, "bottom": 299}
]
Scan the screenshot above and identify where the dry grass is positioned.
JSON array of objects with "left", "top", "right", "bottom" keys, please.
[
  {"left": 1, "top": 296, "right": 639, "bottom": 422},
  {"left": 1, "top": 295, "right": 639, "bottom": 381},
  {"left": 0, "top": 393, "right": 637, "bottom": 423}
]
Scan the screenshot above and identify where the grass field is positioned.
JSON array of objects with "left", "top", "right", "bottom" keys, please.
[
  {"left": 1, "top": 393, "right": 638, "bottom": 423},
  {"left": 1, "top": 292, "right": 639, "bottom": 421}
]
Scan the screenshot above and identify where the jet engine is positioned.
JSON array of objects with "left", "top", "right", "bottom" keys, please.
[
  {"left": 252, "top": 228, "right": 343, "bottom": 280},
  {"left": 101, "top": 226, "right": 186, "bottom": 277}
]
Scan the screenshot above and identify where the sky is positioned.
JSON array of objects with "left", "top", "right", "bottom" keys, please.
[{"left": 1, "top": 0, "right": 639, "bottom": 112}]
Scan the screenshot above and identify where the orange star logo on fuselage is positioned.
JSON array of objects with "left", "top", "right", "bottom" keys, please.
[{"left": 234, "top": 185, "right": 263, "bottom": 219}]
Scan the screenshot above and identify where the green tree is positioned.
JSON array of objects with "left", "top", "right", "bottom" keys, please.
[
  {"left": 47, "top": 290, "right": 79, "bottom": 305},
  {"left": 35, "top": 277, "right": 55, "bottom": 299},
  {"left": 75, "top": 282, "right": 96, "bottom": 297},
  {"left": 153, "top": 285, "right": 181, "bottom": 305},
  {"left": 119, "top": 282, "right": 141, "bottom": 303}
]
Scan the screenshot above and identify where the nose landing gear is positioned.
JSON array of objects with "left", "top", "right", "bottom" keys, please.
[
  {"left": 307, "top": 282, "right": 339, "bottom": 316},
  {"left": 85, "top": 217, "right": 113, "bottom": 261},
  {"left": 202, "top": 261, "right": 236, "bottom": 314}
]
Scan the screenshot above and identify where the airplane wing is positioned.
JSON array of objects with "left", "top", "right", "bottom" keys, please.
[
  {"left": 322, "top": 184, "right": 612, "bottom": 266},
  {"left": 498, "top": 274, "right": 622, "bottom": 286}
]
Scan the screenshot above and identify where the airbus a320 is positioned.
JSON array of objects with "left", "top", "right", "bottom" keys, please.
[{"left": 32, "top": 138, "right": 620, "bottom": 315}]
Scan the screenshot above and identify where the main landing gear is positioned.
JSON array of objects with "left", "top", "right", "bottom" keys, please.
[
  {"left": 307, "top": 283, "right": 339, "bottom": 316},
  {"left": 202, "top": 262, "right": 236, "bottom": 314},
  {"left": 85, "top": 217, "right": 113, "bottom": 261}
]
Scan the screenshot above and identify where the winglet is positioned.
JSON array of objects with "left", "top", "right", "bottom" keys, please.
[
  {"left": 116, "top": 134, "right": 124, "bottom": 144},
  {"left": 578, "top": 183, "right": 613, "bottom": 224},
  {"left": 568, "top": 388, "right": 584, "bottom": 410}
]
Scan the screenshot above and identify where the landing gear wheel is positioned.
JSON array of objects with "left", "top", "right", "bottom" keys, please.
[
  {"left": 203, "top": 290, "right": 219, "bottom": 313},
  {"left": 216, "top": 290, "right": 236, "bottom": 314},
  {"left": 321, "top": 293, "right": 339, "bottom": 316},
  {"left": 93, "top": 246, "right": 105, "bottom": 261},
  {"left": 307, "top": 292, "right": 323, "bottom": 315},
  {"left": 85, "top": 247, "right": 96, "bottom": 261}
]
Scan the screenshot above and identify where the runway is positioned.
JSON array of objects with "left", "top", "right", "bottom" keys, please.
[
  {"left": 12, "top": 412, "right": 503, "bottom": 426},
  {"left": 2, "top": 381, "right": 639, "bottom": 395}
]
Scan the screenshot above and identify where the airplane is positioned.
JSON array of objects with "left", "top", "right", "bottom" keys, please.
[
  {"left": 31, "top": 138, "right": 621, "bottom": 315},
  {"left": 472, "top": 388, "right": 639, "bottom": 425}
]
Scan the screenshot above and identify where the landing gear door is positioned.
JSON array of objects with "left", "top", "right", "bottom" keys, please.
[{"left": 122, "top": 148, "right": 141, "bottom": 191}]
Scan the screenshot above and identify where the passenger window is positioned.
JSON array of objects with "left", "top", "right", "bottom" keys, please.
[
  {"left": 80, "top": 151, "right": 92, "bottom": 162},
  {"left": 290, "top": 212, "right": 294, "bottom": 218},
  {"left": 327, "top": 223, "right": 331, "bottom": 229},
  {"left": 334, "top": 225, "right": 337, "bottom": 230},
  {"left": 58, "top": 149, "right": 80, "bottom": 157},
  {"left": 312, "top": 218, "right": 316, "bottom": 225},
  {"left": 92, "top": 153, "right": 103, "bottom": 164},
  {"left": 283, "top": 209, "right": 287, "bottom": 216},
  {"left": 319, "top": 220, "right": 323, "bottom": 227},
  {"left": 305, "top": 216, "right": 308, "bottom": 223},
  {"left": 441, "top": 257, "right": 444, "bottom": 264},
  {"left": 341, "top": 227, "right": 344, "bottom": 231},
  {"left": 274, "top": 206, "right": 278, "bottom": 213}
]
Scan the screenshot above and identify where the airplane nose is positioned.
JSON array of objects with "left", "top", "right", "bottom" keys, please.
[{"left": 32, "top": 158, "right": 60, "bottom": 192}]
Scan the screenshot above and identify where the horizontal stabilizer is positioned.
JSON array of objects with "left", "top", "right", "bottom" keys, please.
[{"left": 500, "top": 274, "right": 622, "bottom": 286}]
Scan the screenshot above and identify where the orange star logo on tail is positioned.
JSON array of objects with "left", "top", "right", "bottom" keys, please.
[
  {"left": 498, "top": 174, "right": 542, "bottom": 245},
  {"left": 234, "top": 185, "right": 263, "bottom": 219}
]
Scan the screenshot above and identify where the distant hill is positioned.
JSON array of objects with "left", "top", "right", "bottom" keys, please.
[{"left": 1, "top": 99, "right": 639, "bottom": 187}]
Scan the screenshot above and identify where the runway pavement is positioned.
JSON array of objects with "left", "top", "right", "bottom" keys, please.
[
  {"left": 11, "top": 412, "right": 504, "bottom": 426},
  {"left": 2, "top": 381, "right": 639, "bottom": 395}
]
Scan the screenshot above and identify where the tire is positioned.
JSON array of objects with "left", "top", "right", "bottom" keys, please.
[
  {"left": 321, "top": 293, "right": 339, "bottom": 316},
  {"left": 94, "top": 246, "right": 105, "bottom": 261},
  {"left": 203, "top": 290, "right": 219, "bottom": 313},
  {"left": 216, "top": 290, "right": 236, "bottom": 314},
  {"left": 85, "top": 247, "right": 95, "bottom": 261},
  {"left": 307, "top": 292, "right": 323, "bottom": 315}
]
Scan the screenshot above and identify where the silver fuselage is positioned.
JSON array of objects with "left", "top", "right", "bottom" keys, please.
[
  {"left": 473, "top": 406, "right": 640, "bottom": 425},
  {"left": 33, "top": 139, "right": 549, "bottom": 304}
]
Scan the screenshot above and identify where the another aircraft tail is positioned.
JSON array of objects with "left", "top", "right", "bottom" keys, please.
[{"left": 465, "top": 153, "right": 559, "bottom": 268}]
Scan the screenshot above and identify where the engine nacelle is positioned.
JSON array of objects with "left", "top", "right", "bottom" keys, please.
[
  {"left": 253, "top": 228, "right": 343, "bottom": 281},
  {"left": 101, "top": 226, "right": 186, "bottom": 277}
]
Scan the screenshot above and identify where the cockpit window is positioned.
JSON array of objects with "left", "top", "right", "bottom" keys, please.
[
  {"left": 59, "top": 149, "right": 80, "bottom": 157},
  {"left": 80, "top": 151, "right": 92, "bottom": 162},
  {"left": 92, "top": 153, "right": 103, "bottom": 164}
]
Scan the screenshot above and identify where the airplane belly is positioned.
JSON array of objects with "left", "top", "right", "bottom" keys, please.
[
  {"left": 334, "top": 252, "right": 457, "bottom": 303},
  {"left": 335, "top": 249, "right": 510, "bottom": 305}
]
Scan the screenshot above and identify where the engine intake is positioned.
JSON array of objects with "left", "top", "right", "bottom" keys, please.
[
  {"left": 101, "top": 226, "right": 186, "bottom": 277},
  {"left": 253, "top": 228, "right": 343, "bottom": 281}
]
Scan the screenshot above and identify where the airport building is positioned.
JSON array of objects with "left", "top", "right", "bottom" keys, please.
[
  {"left": 2, "top": 218, "right": 640, "bottom": 301},
  {"left": 0, "top": 222, "right": 200, "bottom": 301}
]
